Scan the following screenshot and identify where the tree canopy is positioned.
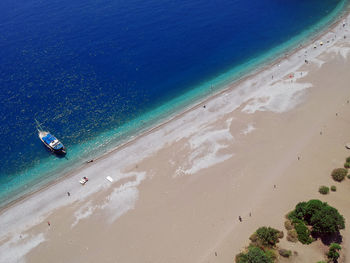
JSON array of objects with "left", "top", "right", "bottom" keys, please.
[{"left": 288, "top": 200, "right": 345, "bottom": 236}]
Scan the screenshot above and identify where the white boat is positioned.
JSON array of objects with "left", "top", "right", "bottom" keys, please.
[{"left": 36, "top": 120, "right": 66, "bottom": 155}]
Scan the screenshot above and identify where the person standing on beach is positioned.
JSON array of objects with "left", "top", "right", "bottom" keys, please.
[
  {"left": 238, "top": 216, "right": 242, "bottom": 222},
  {"left": 67, "top": 192, "right": 70, "bottom": 196}
]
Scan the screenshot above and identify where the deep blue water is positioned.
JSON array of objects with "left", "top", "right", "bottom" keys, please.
[{"left": 0, "top": 0, "right": 346, "bottom": 205}]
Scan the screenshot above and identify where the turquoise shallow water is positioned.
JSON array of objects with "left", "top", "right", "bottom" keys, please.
[{"left": 0, "top": 0, "right": 348, "bottom": 207}]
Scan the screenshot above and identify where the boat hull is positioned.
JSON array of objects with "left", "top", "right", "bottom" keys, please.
[
  {"left": 40, "top": 138, "right": 66, "bottom": 155},
  {"left": 38, "top": 131, "right": 66, "bottom": 155}
]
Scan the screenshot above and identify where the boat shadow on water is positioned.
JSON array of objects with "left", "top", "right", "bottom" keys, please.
[{"left": 40, "top": 143, "right": 68, "bottom": 159}]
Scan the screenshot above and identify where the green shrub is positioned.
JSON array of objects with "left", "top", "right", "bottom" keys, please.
[
  {"left": 286, "top": 229, "right": 298, "bottom": 242},
  {"left": 329, "top": 243, "right": 341, "bottom": 250},
  {"left": 344, "top": 162, "right": 350, "bottom": 168},
  {"left": 250, "top": 227, "right": 281, "bottom": 248},
  {"left": 348, "top": 174, "right": 350, "bottom": 179},
  {"left": 235, "top": 246, "right": 273, "bottom": 263},
  {"left": 278, "top": 249, "right": 292, "bottom": 258},
  {"left": 331, "top": 185, "right": 337, "bottom": 192},
  {"left": 327, "top": 243, "right": 341, "bottom": 262},
  {"left": 318, "top": 186, "right": 329, "bottom": 195},
  {"left": 316, "top": 261, "right": 327, "bottom": 263},
  {"left": 265, "top": 249, "right": 277, "bottom": 260},
  {"left": 294, "top": 221, "right": 313, "bottom": 244},
  {"left": 331, "top": 168, "right": 347, "bottom": 182},
  {"left": 346, "top": 156, "right": 350, "bottom": 163}
]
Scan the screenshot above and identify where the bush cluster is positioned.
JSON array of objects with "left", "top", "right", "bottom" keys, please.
[
  {"left": 331, "top": 185, "right": 337, "bottom": 192},
  {"left": 249, "top": 227, "right": 282, "bottom": 248},
  {"left": 331, "top": 168, "right": 347, "bottom": 182},
  {"left": 318, "top": 186, "right": 329, "bottom": 195},
  {"left": 235, "top": 246, "right": 273, "bottom": 263},
  {"left": 237, "top": 227, "right": 284, "bottom": 263}
]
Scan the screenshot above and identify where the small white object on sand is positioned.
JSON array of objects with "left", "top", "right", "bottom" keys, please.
[
  {"left": 106, "top": 176, "right": 114, "bottom": 182},
  {"left": 80, "top": 177, "right": 88, "bottom": 185},
  {"left": 346, "top": 143, "right": 350, "bottom": 149}
]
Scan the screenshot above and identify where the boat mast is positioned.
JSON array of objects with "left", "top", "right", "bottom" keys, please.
[{"left": 35, "top": 119, "right": 44, "bottom": 132}]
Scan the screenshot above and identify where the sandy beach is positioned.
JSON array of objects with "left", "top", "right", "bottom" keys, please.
[{"left": 2, "top": 9, "right": 350, "bottom": 263}]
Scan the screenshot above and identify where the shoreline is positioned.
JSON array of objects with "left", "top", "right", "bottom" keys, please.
[{"left": 1, "top": 1, "right": 349, "bottom": 212}]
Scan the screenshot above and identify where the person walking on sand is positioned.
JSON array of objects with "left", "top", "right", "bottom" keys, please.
[
  {"left": 67, "top": 192, "right": 70, "bottom": 197},
  {"left": 238, "top": 216, "right": 242, "bottom": 222},
  {"left": 47, "top": 221, "right": 51, "bottom": 226}
]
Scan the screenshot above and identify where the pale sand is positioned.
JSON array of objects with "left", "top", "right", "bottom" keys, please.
[{"left": 2, "top": 12, "right": 350, "bottom": 263}]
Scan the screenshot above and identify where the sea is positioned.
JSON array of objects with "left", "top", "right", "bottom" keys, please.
[{"left": 0, "top": 0, "right": 347, "bottom": 207}]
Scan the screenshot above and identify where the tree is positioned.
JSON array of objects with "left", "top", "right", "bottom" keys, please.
[
  {"left": 287, "top": 200, "right": 345, "bottom": 243},
  {"left": 289, "top": 200, "right": 345, "bottom": 235},
  {"left": 304, "top": 200, "right": 324, "bottom": 224},
  {"left": 289, "top": 200, "right": 323, "bottom": 224},
  {"left": 236, "top": 246, "right": 272, "bottom": 263},
  {"left": 310, "top": 205, "right": 345, "bottom": 235}
]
